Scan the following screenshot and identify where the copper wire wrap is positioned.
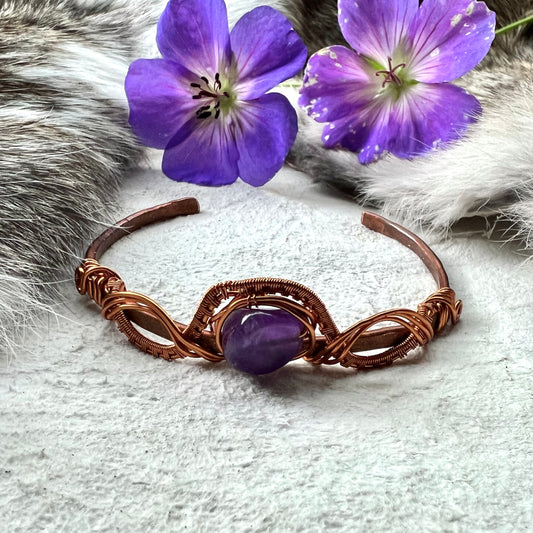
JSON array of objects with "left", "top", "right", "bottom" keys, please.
[{"left": 75, "top": 198, "right": 462, "bottom": 370}]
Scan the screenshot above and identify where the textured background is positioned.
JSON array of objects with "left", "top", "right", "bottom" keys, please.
[{"left": 1, "top": 165, "right": 532, "bottom": 532}]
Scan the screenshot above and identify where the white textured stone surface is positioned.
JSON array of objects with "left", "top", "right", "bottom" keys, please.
[{"left": 1, "top": 166, "right": 532, "bottom": 532}]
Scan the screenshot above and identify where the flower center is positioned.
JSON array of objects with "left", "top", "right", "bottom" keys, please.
[
  {"left": 375, "top": 57, "right": 407, "bottom": 88},
  {"left": 190, "top": 73, "right": 233, "bottom": 120}
]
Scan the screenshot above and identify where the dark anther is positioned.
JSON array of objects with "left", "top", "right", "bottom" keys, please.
[
  {"left": 215, "top": 109, "right": 220, "bottom": 119},
  {"left": 197, "top": 111, "right": 212, "bottom": 120},
  {"left": 200, "top": 76, "right": 209, "bottom": 85},
  {"left": 196, "top": 105, "right": 211, "bottom": 116},
  {"left": 223, "top": 91, "right": 230, "bottom": 97},
  {"left": 192, "top": 95, "right": 203, "bottom": 100},
  {"left": 190, "top": 82, "right": 201, "bottom": 88},
  {"left": 214, "top": 72, "right": 221, "bottom": 91}
]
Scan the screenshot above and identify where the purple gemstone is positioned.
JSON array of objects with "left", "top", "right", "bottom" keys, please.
[{"left": 220, "top": 308, "right": 305, "bottom": 375}]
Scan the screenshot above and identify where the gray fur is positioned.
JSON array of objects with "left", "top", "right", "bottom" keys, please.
[
  {"left": 0, "top": 0, "right": 162, "bottom": 353},
  {"left": 274, "top": 0, "right": 533, "bottom": 235}
]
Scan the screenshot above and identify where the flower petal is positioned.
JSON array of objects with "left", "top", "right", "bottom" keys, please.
[
  {"left": 408, "top": 0, "right": 496, "bottom": 82},
  {"left": 231, "top": 6, "right": 307, "bottom": 100},
  {"left": 125, "top": 58, "right": 197, "bottom": 149},
  {"left": 338, "top": 0, "right": 419, "bottom": 65},
  {"left": 299, "top": 45, "right": 377, "bottom": 123},
  {"left": 320, "top": 83, "right": 481, "bottom": 164},
  {"left": 162, "top": 117, "right": 239, "bottom": 186},
  {"left": 235, "top": 93, "right": 298, "bottom": 186},
  {"left": 156, "top": 0, "right": 231, "bottom": 76},
  {"left": 319, "top": 113, "right": 373, "bottom": 152}
]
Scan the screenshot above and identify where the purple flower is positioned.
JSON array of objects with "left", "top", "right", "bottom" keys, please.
[
  {"left": 125, "top": 0, "right": 307, "bottom": 186},
  {"left": 299, "top": 0, "right": 496, "bottom": 164}
]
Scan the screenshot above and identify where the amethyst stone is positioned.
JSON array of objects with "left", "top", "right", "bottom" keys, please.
[{"left": 220, "top": 308, "right": 305, "bottom": 375}]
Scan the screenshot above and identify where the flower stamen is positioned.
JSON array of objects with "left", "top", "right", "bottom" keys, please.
[
  {"left": 190, "top": 72, "right": 231, "bottom": 120},
  {"left": 376, "top": 57, "right": 407, "bottom": 88}
]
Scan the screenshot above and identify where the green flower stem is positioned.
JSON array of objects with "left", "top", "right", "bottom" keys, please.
[{"left": 495, "top": 14, "right": 533, "bottom": 35}]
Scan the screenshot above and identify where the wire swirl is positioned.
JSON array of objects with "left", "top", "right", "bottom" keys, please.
[
  {"left": 307, "top": 287, "right": 462, "bottom": 368},
  {"left": 76, "top": 259, "right": 221, "bottom": 361}
]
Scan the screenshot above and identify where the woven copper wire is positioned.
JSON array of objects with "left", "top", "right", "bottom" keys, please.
[
  {"left": 306, "top": 287, "right": 461, "bottom": 368},
  {"left": 77, "top": 260, "right": 222, "bottom": 362},
  {"left": 76, "top": 266, "right": 461, "bottom": 370},
  {"left": 75, "top": 198, "right": 463, "bottom": 371}
]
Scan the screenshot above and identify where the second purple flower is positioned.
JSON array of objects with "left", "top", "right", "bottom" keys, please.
[{"left": 299, "top": 0, "right": 496, "bottom": 164}]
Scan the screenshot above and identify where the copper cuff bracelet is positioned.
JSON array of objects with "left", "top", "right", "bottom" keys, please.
[{"left": 75, "top": 198, "right": 462, "bottom": 375}]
